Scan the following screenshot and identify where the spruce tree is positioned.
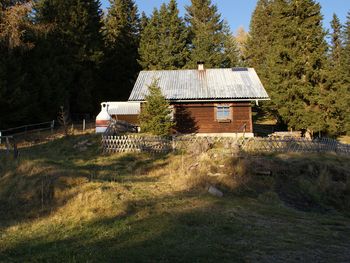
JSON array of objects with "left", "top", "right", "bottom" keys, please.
[
  {"left": 343, "top": 12, "right": 350, "bottom": 80},
  {"left": 0, "top": 2, "right": 41, "bottom": 127},
  {"left": 330, "top": 14, "right": 342, "bottom": 67},
  {"left": 138, "top": 80, "right": 174, "bottom": 136},
  {"left": 138, "top": 8, "right": 161, "bottom": 69},
  {"left": 264, "top": 0, "right": 329, "bottom": 132},
  {"left": 101, "top": 0, "right": 140, "bottom": 101},
  {"left": 321, "top": 13, "right": 347, "bottom": 135},
  {"left": 341, "top": 11, "right": 350, "bottom": 134},
  {"left": 185, "top": 0, "right": 237, "bottom": 68},
  {"left": 35, "top": 0, "right": 103, "bottom": 115},
  {"left": 140, "top": 11, "right": 148, "bottom": 32},
  {"left": 245, "top": 0, "right": 273, "bottom": 86},
  {"left": 139, "top": 0, "right": 188, "bottom": 70}
]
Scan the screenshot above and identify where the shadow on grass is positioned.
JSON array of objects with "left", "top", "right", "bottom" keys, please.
[
  {"left": 0, "top": 134, "right": 174, "bottom": 231},
  {"left": 1, "top": 193, "right": 247, "bottom": 262},
  {"left": 2, "top": 189, "right": 350, "bottom": 263}
]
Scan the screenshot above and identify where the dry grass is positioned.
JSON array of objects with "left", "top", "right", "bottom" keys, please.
[
  {"left": 338, "top": 135, "right": 350, "bottom": 144},
  {"left": 0, "top": 134, "right": 350, "bottom": 262}
]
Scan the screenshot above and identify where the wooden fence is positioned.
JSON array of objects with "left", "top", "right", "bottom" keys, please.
[
  {"left": 241, "top": 137, "right": 350, "bottom": 155},
  {"left": 101, "top": 135, "right": 350, "bottom": 156},
  {"left": 102, "top": 135, "right": 172, "bottom": 154},
  {"left": 0, "top": 136, "right": 19, "bottom": 159}
]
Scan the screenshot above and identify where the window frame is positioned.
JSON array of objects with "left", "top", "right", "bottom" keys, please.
[{"left": 215, "top": 104, "right": 232, "bottom": 122}]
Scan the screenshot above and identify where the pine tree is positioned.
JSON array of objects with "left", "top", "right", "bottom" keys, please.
[
  {"left": 185, "top": 0, "right": 237, "bottom": 68},
  {"left": 35, "top": 0, "right": 103, "bottom": 115},
  {"left": 138, "top": 80, "right": 174, "bottom": 136},
  {"left": 138, "top": 8, "right": 161, "bottom": 69},
  {"left": 245, "top": 0, "right": 273, "bottom": 85},
  {"left": 101, "top": 0, "right": 140, "bottom": 101},
  {"left": 341, "top": 11, "right": 350, "bottom": 134},
  {"left": 158, "top": 0, "right": 188, "bottom": 69},
  {"left": 343, "top": 12, "right": 350, "bottom": 79},
  {"left": 140, "top": 11, "right": 148, "bottom": 32},
  {"left": 330, "top": 14, "right": 342, "bottom": 67},
  {"left": 264, "top": 0, "right": 329, "bottom": 133},
  {"left": 321, "top": 13, "right": 347, "bottom": 135},
  {"left": 139, "top": 0, "right": 188, "bottom": 70},
  {"left": 0, "top": 1, "right": 42, "bottom": 128}
]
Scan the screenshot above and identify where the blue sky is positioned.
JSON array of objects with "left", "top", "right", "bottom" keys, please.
[{"left": 101, "top": 0, "right": 350, "bottom": 34}]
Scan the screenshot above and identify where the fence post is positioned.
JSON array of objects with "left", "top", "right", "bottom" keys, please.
[
  {"left": 51, "top": 120, "right": 55, "bottom": 134},
  {"left": 0, "top": 131, "right": 1, "bottom": 144},
  {"left": 83, "top": 119, "right": 86, "bottom": 132},
  {"left": 5, "top": 137, "right": 10, "bottom": 156}
]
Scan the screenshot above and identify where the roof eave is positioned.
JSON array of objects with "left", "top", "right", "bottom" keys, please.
[{"left": 128, "top": 98, "right": 271, "bottom": 103}]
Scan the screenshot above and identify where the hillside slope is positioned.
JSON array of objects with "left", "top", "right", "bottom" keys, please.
[{"left": 0, "top": 134, "right": 350, "bottom": 262}]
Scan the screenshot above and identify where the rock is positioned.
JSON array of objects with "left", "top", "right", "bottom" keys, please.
[{"left": 208, "top": 185, "right": 223, "bottom": 197}]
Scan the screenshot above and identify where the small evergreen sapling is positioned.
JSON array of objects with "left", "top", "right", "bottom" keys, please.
[{"left": 138, "top": 80, "right": 174, "bottom": 136}]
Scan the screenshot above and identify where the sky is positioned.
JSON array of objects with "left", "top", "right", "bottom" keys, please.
[{"left": 101, "top": 0, "right": 350, "bottom": 34}]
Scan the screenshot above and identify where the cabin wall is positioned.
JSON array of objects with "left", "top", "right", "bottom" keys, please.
[{"left": 172, "top": 102, "right": 252, "bottom": 134}]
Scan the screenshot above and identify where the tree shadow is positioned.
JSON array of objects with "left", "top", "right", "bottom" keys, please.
[
  {"left": 174, "top": 105, "right": 198, "bottom": 134},
  {"left": 1, "top": 191, "right": 243, "bottom": 262},
  {"left": 0, "top": 135, "right": 173, "bottom": 231}
]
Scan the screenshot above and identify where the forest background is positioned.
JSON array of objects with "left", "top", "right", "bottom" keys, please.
[{"left": 0, "top": 0, "right": 349, "bottom": 136}]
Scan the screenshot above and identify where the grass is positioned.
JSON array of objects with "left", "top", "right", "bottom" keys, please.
[
  {"left": 0, "top": 134, "right": 350, "bottom": 262},
  {"left": 339, "top": 135, "right": 350, "bottom": 144}
]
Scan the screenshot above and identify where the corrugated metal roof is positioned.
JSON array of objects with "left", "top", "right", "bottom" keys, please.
[
  {"left": 104, "top": 102, "right": 140, "bottom": 115},
  {"left": 128, "top": 68, "right": 269, "bottom": 101}
]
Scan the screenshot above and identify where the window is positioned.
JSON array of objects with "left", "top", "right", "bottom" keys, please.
[{"left": 216, "top": 105, "right": 230, "bottom": 120}]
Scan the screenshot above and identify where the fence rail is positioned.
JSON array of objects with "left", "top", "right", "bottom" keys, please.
[
  {"left": 0, "top": 121, "right": 55, "bottom": 138},
  {"left": 101, "top": 135, "right": 350, "bottom": 156}
]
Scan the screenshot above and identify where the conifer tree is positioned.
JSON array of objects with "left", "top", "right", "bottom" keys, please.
[
  {"left": 343, "top": 12, "right": 350, "bottom": 80},
  {"left": 140, "top": 11, "right": 148, "bottom": 32},
  {"left": 330, "top": 14, "right": 342, "bottom": 67},
  {"left": 35, "top": 0, "right": 103, "bottom": 115},
  {"left": 138, "top": 8, "right": 161, "bottom": 69},
  {"left": 0, "top": 1, "right": 43, "bottom": 127},
  {"left": 139, "top": 0, "right": 188, "bottom": 70},
  {"left": 185, "top": 0, "right": 237, "bottom": 68},
  {"left": 321, "top": 13, "right": 348, "bottom": 135},
  {"left": 101, "top": 0, "right": 140, "bottom": 101},
  {"left": 341, "top": 11, "right": 350, "bottom": 134},
  {"left": 138, "top": 80, "right": 174, "bottom": 136},
  {"left": 264, "top": 0, "right": 328, "bottom": 132},
  {"left": 245, "top": 0, "right": 273, "bottom": 84}
]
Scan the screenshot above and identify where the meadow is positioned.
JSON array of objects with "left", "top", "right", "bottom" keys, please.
[{"left": 0, "top": 134, "right": 350, "bottom": 262}]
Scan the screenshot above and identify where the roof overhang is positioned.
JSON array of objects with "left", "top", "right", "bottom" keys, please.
[{"left": 129, "top": 98, "right": 270, "bottom": 103}]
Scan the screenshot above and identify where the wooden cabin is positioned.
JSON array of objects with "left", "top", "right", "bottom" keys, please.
[{"left": 128, "top": 64, "right": 269, "bottom": 137}]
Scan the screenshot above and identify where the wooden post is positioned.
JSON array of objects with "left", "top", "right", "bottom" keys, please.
[
  {"left": 0, "top": 131, "right": 1, "bottom": 144},
  {"left": 13, "top": 139, "right": 18, "bottom": 159},
  {"left": 83, "top": 119, "right": 86, "bottom": 132},
  {"left": 41, "top": 177, "right": 44, "bottom": 211},
  {"left": 5, "top": 137, "right": 10, "bottom": 156},
  {"left": 51, "top": 120, "right": 55, "bottom": 134}
]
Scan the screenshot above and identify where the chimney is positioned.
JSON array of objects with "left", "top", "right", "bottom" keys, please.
[{"left": 197, "top": 61, "right": 205, "bottom": 71}]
